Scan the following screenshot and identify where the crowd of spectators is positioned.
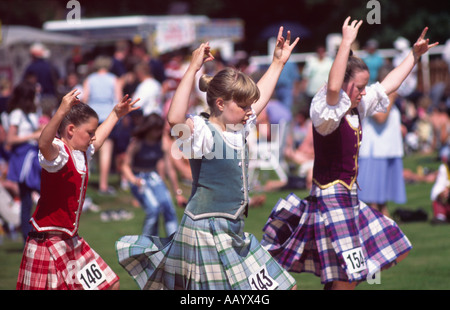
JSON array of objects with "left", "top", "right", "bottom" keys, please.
[{"left": 0, "top": 35, "right": 450, "bottom": 242}]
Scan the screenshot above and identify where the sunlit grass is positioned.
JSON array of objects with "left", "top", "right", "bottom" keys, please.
[{"left": 1, "top": 152, "right": 448, "bottom": 290}]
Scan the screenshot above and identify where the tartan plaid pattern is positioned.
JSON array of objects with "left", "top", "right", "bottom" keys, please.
[
  {"left": 261, "top": 183, "right": 412, "bottom": 283},
  {"left": 116, "top": 214, "right": 296, "bottom": 290},
  {"left": 17, "top": 235, "right": 119, "bottom": 290}
]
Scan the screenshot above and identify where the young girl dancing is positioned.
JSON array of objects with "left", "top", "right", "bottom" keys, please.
[
  {"left": 116, "top": 27, "right": 299, "bottom": 290},
  {"left": 17, "top": 89, "right": 139, "bottom": 290},
  {"left": 262, "top": 17, "right": 438, "bottom": 290}
]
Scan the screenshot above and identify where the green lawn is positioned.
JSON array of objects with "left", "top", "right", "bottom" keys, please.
[{"left": 1, "top": 152, "right": 449, "bottom": 290}]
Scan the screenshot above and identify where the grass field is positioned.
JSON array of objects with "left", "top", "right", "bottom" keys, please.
[{"left": 1, "top": 152, "right": 449, "bottom": 290}]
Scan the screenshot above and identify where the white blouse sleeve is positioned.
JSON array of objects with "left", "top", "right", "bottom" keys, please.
[
  {"left": 187, "top": 115, "right": 215, "bottom": 158},
  {"left": 185, "top": 109, "right": 257, "bottom": 158},
  {"left": 310, "top": 84, "right": 352, "bottom": 136},
  {"left": 39, "top": 140, "right": 95, "bottom": 173},
  {"left": 357, "top": 82, "right": 390, "bottom": 120},
  {"left": 86, "top": 143, "right": 95, "bottom": 162},
  {"left": 245, "top": 108, "right": 257, "bottom": 135},
  {"left": 39, "top": 139, "right": 69, "bottom": 173},
  {"left": 310, "top": 82, "right": 390, "bottom": 136}
]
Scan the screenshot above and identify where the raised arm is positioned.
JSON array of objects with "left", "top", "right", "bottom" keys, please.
[
  {"left": 167, "top": 43, "right": 214, "bottom": 128},
  {"left": 326, "top": 17, "right": 363, "bottom": 106},
  {"left": 381, "top": 27, "right": 438, "bottom": 95},
  {"left": 253, "top": 27, "right": 300, "bottom": 116},
  {"left": 39, "top": 89, "right": 80, "bottom": 161},
  {"left": 371, "top": 92, "right": 397, "bottom": 124},
  {"left": 93, "top": 94, "right": 140, "bottom": 151}
]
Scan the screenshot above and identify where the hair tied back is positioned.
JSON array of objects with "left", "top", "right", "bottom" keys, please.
[{"left": 199, "top": 74, "right": 213, "bottom": 92}]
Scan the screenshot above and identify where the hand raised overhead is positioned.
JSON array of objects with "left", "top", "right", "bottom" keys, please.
[
  {"left": 412, "top": 27, "right": 439, "bottom": 61},
  {"left": 114, "top": 94, "right": 141, "bottom": 119},
  {"left": 341, "top": 16, "right": 363, "bottom": 45},
  {"left": 59, "top": 88, "right": 81, "bottom": 114},
  {"left": 273, "top": 26, "right": 300, "bottom": 64},
  {"left": 189, "top": 42, "right": 215, "bottom": 72}
]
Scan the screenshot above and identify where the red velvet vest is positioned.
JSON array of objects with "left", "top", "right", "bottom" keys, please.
[
  {"left": 312, "top": 109, "right": 362, "bottom": 190},
  {"left": 30, "top": 142, "right": 88, "bottom": 236}
]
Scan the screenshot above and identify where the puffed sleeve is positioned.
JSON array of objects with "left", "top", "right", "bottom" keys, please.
[
  {"left": 182, "top": 109, "right": 257, "bottom": 158},
  {"left": 310, "top": 84, "right": 352, "bottom": 136},
  {"left": 245, "top": 107, "right": 257, "bottom": 136},
  {"left": 86, "top": 143, "right": 95, "bottom": 162},
  {"left": 357, "top": 82, "right": 390, "bottom": 120},
  {"left": 186, "top": 115, "right": 214, "bottom": 158},
  {"left": 38, "top": 139, "right": 69, "bottom": 172}
]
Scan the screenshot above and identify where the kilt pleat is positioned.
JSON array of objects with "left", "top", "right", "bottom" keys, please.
[
  {"left": 116, "top": 214, "right": 296, "bottom": 290},
  {"left": 17, "top": 235, "right": 119, "bottom": 290},
  {"left": 261, "top": 184, "right": 412, "bottom": 284}
]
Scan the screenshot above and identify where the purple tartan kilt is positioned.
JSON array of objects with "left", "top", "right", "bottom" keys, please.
[{"left": 261, "top": 183, "right": 412, "bottom": 284}]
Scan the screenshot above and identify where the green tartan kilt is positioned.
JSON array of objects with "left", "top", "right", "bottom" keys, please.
[{"left": 116, "top": 213, "right": 296, "bottom": 290}]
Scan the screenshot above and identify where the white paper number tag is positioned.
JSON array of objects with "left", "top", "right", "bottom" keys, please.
[
  {"left": 342, "top": 247, "right": 367, "bottom": 274},
  {"left": 249, "top": 264, "right": 279, "bottom": 290},
  {"left": 77, "top": 261, "right": 107, "bottom": 290}
]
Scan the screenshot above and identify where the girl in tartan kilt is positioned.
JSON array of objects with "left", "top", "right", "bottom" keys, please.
[
  {"left": 16, "top": 90, "right": 139, "bottom": 290},
  {"left": 115, "top": 27, "right": 299, "bottom": 290},
  {"left": 261, "top": 17, "right": 438, "bottom": 290}
]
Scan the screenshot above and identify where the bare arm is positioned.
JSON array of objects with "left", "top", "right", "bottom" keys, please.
[
  {"left": 253, "top": 27, "right": 300, "bottom": 116},
  {"left": 326, "top": 17, "right": 363, "bottom": 106},
  {"left": 39, "top": 89, "right": 80, "bottom": 161},
  {"left": 167, "top": 43, "right": 214, "bottom": 128},
  {"left": 93, "top": 94, "right": 140, "bottom": 151},
  {"left": 371, "top": 92, "right": 397, "bottom": 124},
  {"left": 114, "top": 76, "right": 123, "bottom": 103},
  {"left": 381, "top": 27, "right": 438, "bottom": 95},
  {"left": 82, "top": 79, "right": 89, "bottom": 103}
]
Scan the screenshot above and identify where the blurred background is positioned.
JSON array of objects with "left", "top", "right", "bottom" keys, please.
[
  {"left": 0, "top": 0, "right": 449, "bottom": 88},
  {"left": 0, "top": 0, "right": 449, "bottom": 290}
]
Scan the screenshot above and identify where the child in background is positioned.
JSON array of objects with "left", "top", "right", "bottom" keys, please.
[
  {"left": 262, "top": 17, "right": 438, "bottom": 290},
  {"left": 430, "top": 149, "right": 450, "bottom": 224},
  {"left": 17, "top": 89, "right": 139, "bottom": 290},
  {"left": 6, "top": 81, "right": 42, "bottom": 242},
  {"left": 120, "top": 113, "right": 186, "bottom": 237},
  {"left": 116, "top": 27, "right": 299, "bottom": 290}
]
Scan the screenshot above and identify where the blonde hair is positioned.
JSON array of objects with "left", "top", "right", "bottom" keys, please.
[
  {"left": 199, "top": 67, "right": 260, "bottom": 114},
  {"left": 93, "top": 55, "right": 112, "bottom": 71}
]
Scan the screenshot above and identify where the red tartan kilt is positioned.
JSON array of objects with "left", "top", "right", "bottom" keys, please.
[{"left": 17, "top": 234, "right": 119, "bottom": 290}]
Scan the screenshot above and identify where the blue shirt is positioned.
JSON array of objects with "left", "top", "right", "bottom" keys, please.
[
  {"left": 363, "top": 52, "right": 384, "bottom": 85},
  {"left": 86, "top": 72, "right": 116, "bottom": 122},
  {"left": 24, "top": 59, "right": 58, "bottom": 95}
]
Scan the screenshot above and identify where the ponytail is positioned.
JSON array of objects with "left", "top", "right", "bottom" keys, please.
[{"left": 344, "top": 51, "right": 369, "bottom": 82}]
